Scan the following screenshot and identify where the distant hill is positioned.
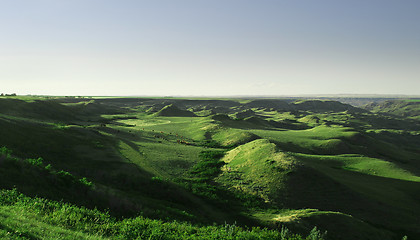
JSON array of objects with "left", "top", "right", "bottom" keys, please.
[
  {"left": 291, "top": 100, "right": 365, "bottom": 113},
  {"left": 95, "top": 97, "right": 367, "bottom": 114},
  {"left": 0, "top": 98, "right": 77, "bottom": 121},
  {"left": 241, "top": 99, "right": 365, "bottom": 113},
  {"left": 154, "top": 104, "right": 196, "bottom": 117},
  {"left": 364, "top": 100, "right": 420, "bottom": 118},
  {"left": 243, "top": 99, "right": 291, "bottom": 109}
]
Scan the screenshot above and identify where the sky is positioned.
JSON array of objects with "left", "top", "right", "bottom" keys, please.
[{"left": 1, "top": 0, "right": 419, "bottom": 96}]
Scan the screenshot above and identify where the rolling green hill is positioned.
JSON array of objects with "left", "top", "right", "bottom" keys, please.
[
  {"left": 0, "top": 96, "right": 418, "bottom": 239},
  {"left": 364, "top": 99, "right": 420, "bottom": 119}
]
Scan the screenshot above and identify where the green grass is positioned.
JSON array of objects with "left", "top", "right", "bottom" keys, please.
[
  {"left": 0, "top": 189, "right": 321, "bottom": 240},
  {"left": 0, "top": 205, "right": 105, "bottom": 240},
  {"left": 0, "top": 147, "right": 97, "bottom": 207},
  {"left": 292, "top": 153, "right": 420, "bottom": 182},
  {"left": 290, "top": 153, "right": 420, "bottom": 235},
  {"left": 250, "top": 125, "right": 359, "bottom": 154},
  {"left": 0, "top": 97, "right": 418, "bottom": 239},
  {"left": 216, "top": 139, "right": 297, "bottom": 203},
  {"left": 154, "top": 104, "right": 196, "bottom": 117},
  {"left": 118, "top": 116, "right": 210, "bottom": 142},
  {"left": 212, "top": 128, "right": 259, "bottom": 147},
  {"left": 365, "top": 100, "right": 420, "bottom": 118},
  {"left": 255, "top": 209, "right": 394, "bottom": 240},
  {"left": 255, "top": 125, "right": 358, "bottom": 140},
  {"left": 214, "top": 140, "right": 400, "bottom": 239},
  {"left": 118, "top": 139, "right": 204, "bottom": 179},
  {"left": 214, "top": 137, "right": 419, "bottom": 238}
]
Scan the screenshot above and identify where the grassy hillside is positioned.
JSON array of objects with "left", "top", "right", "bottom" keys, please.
[
  {"left": 1, "top": 189, "right": 323, "bottom": 240},
  {"left": 0, "top": 96, "right": 418, "bottom": 239},
  {"left": 364, "top": 100, "right": 420, "bottom": 119}
]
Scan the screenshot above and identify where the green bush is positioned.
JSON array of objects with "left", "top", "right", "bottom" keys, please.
[
  {"left": 26, "top": 157, "right": 43, "bottom": 167},
  {"left": 78, "top": 177, "right": 93, "bottom": 187},
  {"left": 0, "top": 146, "right": 12, "bottom": 157}
]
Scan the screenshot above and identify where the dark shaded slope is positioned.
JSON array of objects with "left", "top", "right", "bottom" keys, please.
[
  {"left": 95, "top": 98, "right": 241, "bottom": 112},
  {"left": 0, "top": 99, "right": 77, "bottom": 121},
  {"left": 243, "top": 99, "right": 292, "bottom": 110},
  {"left": 0, "top": 148, "right": 107, "bottom": 212},
  {"left": 0, "top": 98, "right": 125, "bottom": 123},
  {"left": 233, "top": 109, "right": 256, "bottom": 119},
  {"left": 292, "top": 100, "right": 365, "bottom": 113}
]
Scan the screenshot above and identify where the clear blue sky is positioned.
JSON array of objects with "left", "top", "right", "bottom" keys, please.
[{"left": 1, "top": 0, "right": 419, "bottom": 96}]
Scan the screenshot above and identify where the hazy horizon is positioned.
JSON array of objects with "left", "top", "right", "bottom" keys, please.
[{"left": 2, "top": 1, "right": 419, "bottom": 96}]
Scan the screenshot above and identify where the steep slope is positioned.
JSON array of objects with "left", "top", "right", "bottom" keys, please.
[{"left": 215, "top": 139, "right": 396, "bottom": 240}]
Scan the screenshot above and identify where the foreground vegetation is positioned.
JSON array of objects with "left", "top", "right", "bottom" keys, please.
[{"left": 0, "top": 188, "right": 327, "bottom": 239}]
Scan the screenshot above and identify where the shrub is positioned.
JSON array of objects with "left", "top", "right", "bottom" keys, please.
[
  {"left": 79, "top": 177, "right": 93, "bottom": 187},
  {"left": 0, "top": 146, "right": 12, "bottom": 159},
  {"left": 26, "top": 157, "right": 43, "bottom": 167}
]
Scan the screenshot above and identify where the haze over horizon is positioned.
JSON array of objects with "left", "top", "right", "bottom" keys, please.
[{"left": 1, "top": 1, "right": 419, "bottom": 96}]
